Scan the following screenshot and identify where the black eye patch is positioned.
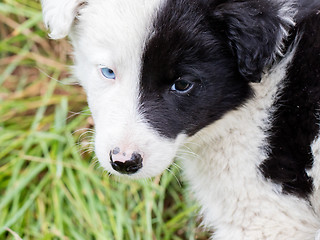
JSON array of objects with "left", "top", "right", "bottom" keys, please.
[{"left": 139, "top": 0, "right": 253, "bottom": 139}]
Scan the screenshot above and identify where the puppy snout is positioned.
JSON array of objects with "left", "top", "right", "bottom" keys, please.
[{"left": 109, "top": 147, "right": 143, "bottom": 174}]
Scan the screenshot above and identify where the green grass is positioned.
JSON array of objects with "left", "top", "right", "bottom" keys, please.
[{"left": 0, "top": 0, "right": 209, "bottom": 239}]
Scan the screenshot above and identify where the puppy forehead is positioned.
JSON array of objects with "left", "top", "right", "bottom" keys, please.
[{"left": 75, "top": 0, "right": 163, "bottom": 63}]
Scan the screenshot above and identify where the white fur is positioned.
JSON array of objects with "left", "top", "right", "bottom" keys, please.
[
  {"left": 180, "top": 47, "right": 320, "bottom": 240},
  {"left": 309, "top": 134, "right": 320, "bottom": 217},
  {"left": 273, "top": 0, "right": 297, "bottom": 57}
]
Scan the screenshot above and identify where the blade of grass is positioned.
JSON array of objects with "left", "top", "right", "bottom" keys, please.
[
  {"left": 0, "top": 171, "right": 51, "bottom": 235},
  {"left": 4, "top": 227, "right": 23, "bottom": 240},
  {"left": 0, "top": 162, "right": 47, "bottom": 211}
]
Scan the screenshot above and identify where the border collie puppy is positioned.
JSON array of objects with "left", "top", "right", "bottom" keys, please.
[{"left": 41, "top": 0, "right": 320, "bottom": 239}]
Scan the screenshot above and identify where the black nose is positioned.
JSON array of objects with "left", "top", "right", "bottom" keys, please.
[{"left": 110, "top": 151, "right": 143, "bottom": 174}]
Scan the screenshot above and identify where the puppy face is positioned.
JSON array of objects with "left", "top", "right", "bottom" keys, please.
[{"left": 42, "top": 0, "right": 290, "bottom": 178}]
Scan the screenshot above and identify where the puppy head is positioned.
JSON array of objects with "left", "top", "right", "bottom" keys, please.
[{"left": 41, "top": 0, "right": 294, "bottom": 178}]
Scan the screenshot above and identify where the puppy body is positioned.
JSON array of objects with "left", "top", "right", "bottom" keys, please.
[
  {"left": 183, "top": 52, "right": 320, "bottom": 239},
  {"left": 42, "top": 0, "right": 320, "bottom": 239}
]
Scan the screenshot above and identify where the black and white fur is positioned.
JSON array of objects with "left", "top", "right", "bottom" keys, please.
[{"left": 41, "top": 0, "right": 320, "bottom": 238}]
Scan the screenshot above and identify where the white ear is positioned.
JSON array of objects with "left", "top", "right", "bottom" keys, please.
[{"left": 41, "top": 0, "right": 85, "bottom": 39}]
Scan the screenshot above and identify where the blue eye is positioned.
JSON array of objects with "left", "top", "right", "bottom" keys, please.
[{"left": 100, "top": 67, "right": 116, "bottom": 79}]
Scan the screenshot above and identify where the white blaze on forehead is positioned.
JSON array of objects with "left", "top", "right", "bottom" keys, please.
[{"left": 73, "top": 0, "right": 162, "bottom": 67}]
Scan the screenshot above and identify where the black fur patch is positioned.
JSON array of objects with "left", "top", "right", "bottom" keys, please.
[
  {"left": 139, "top": 0, "right": 287, "bottom": 139},
  {"left": 260, "top": 11, "right": 320, "bottom": 198}
]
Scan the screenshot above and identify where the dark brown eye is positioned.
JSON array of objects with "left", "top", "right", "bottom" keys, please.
[{"left": 170, "top": 79, "right": 193, "bottom": 93}]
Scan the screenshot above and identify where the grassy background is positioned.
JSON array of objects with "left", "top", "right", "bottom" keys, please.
[{"left": 0, "top": 0, "right": 210, "bottom": 239}]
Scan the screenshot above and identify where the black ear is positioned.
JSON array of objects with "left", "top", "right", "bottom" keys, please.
[{"left": 210, "top": 0, "right": 293, "bottom": 82}]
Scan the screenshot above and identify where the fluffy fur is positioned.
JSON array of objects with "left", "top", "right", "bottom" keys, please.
[{"left": 41, "top": 0, "right": 320, "bottom": 239}]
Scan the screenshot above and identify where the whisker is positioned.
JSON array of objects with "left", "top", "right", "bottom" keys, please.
[
  {"left": 72, "top": 128, "right": 95, "bottom": 135},
  {"left": 166, "top": 167, "right": 182, "bottom": 187},
  {"left": 80, "top": 148, "right": 94, "bottom": 157},
  {"left": 67, "top": 110, "right": 91, "bottom": 120},
  {"left": 172, "top": 162, "right": 182, "bottom": 170},
  {"left": 176, "top": 149, "right": 200, "bottom": 158},
  {"left": 38, "top": 67, "right": 79, "bottom": 86}
]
